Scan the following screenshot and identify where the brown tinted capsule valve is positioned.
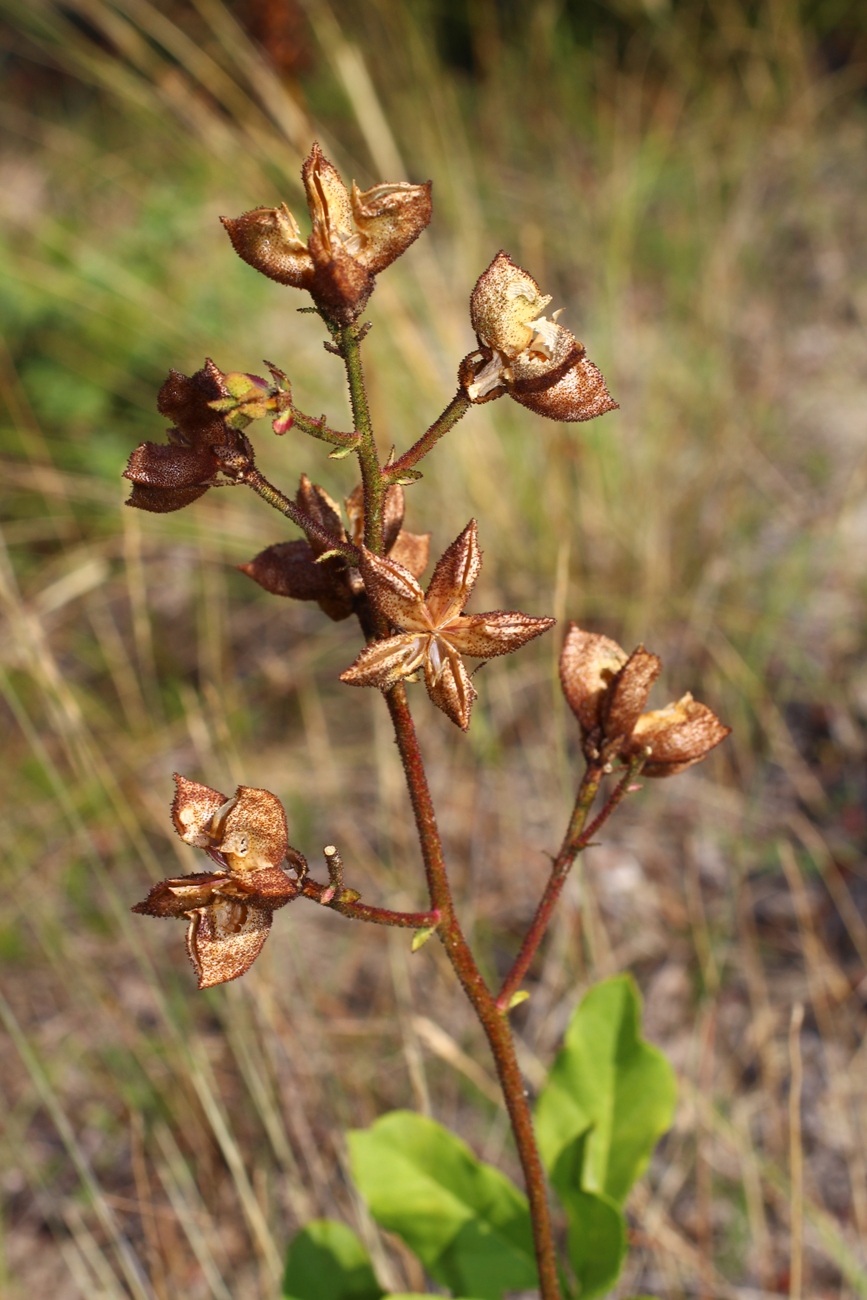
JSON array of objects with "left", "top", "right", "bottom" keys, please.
[{"left": 559, "top": 623, "right": 730, "bottom": 777}]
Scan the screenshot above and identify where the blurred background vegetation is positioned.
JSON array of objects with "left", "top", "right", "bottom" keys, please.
[{"left": 1, "top": 0, "right": 867, "bottom": 1295}]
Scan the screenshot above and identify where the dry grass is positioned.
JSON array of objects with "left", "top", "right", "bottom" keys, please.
[{"left": 1, "top": 1, "right": 867, "bottom": 1295}]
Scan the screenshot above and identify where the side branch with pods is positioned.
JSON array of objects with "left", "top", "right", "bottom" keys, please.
[{"left": 126, "top": 142, "right": 730, "bottom": 1300}]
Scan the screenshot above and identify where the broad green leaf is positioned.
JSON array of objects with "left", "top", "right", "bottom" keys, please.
[
  {"left": 535, "top": 975, "right": 677, "bottom": 1205},
  {"left": 348, "top": 1110, "right": 537, "bottom": 1300},
  {"left": 282, "top": 1219, "right": 385, "bottom": 1300},
  {"left": 550, "top": 1131, "right": 625, "bottom": 1299}
]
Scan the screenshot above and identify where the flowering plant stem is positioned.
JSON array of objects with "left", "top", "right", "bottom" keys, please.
[
  {"left": 496, "top": 755, "right": 645, "bottom": 1012},
  {"left": 386, "top": 683, "right": 563, "bottom": 1300},
  {"left": 327, "top": 318, "right": 570, "bottom": 1295},
  {"left": 236, "top": 323, "right": 647, "bottom": 1300},
  {"left": 243, "top": 467, "right": 358, "bottom": 560},
  {"left": 125, "top": 143, "right": 728, "bottom": 1299},
  {"left": 386, "top": 390, "right": 471, "bottom": 478}
]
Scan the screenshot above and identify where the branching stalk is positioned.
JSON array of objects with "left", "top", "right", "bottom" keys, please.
[
  {"left": 497, "top": 756, "right": 645, "bottom": 1011},
  {"left": 385, "top": 390, "right": 471, "bottom": 479},
  {"left": 243, "top": 467, "right": 359, "bottom": 560},
  {"left": 300, "top": 876, "right": 440, "bottom": 929},
  {"left": 385, "top": 683, "right": 563, "bottom": 1300},
  {"left": 338, "top": 324, "right": 385, "bottom": 554},
  {"left": 253, "top": 326, "right": 643, "bottom": 1300},
  {"left": 290, "top": 407, "right": 361, "bottom": 452},
  {"left": 336, "top": 324, "right": 564, "bottom": 1297}
]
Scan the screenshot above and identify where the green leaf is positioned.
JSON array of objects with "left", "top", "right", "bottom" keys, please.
[
  {"left": 535, "top": 976, "right": 676, "bottom": 1299},
  {"left": 410, "top": 925, "right": 437, "bottom": 951},
  {"left": 282, "top": 1220, "right": 385, "bottom": 1300},
  {"left": 535, "top": 974, "right": 676, "bottom": 1205},
  {"left": 549, "top": 1131, "right": 626, "bottom": 1299},
  {"left": 348, "top": 1110, "right": 537, "bottom": 1300}
]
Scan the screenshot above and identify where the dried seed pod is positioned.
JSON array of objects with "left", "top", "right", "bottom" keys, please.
[
  {"left": 559, "top": 625, "right": 629, "bottom": 733},
  {"left": 222, "top": 143, "right": 432, "bottom": 322},
  {"left": 459, "top": 252, "right": 617, "bottom": 422},
  {"left": 628, "top": 694, "right": 732, "bottom": 777},
  {"left": 341, "top": 520, "right": 554, "bottom": 730},
  {"left": 123, "top": 361, "right": 254, "bottom": 513},
  {"left": 133, "top": 776, "right": 302, "bottom": 988},
  {"left": 559, "top": 623, "right": 730, "bottom": 775}
]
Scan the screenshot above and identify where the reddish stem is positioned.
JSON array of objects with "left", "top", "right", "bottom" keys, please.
[
  {"left": 496, "top": 758, "right": 644, "bottom": 1011},
  {"left": 300, "top": 877, "right": 440, "bottom": 929},
  {"left": 581, "top": 759, "right": 644, "bottom": 843},
  {"left": 348, "top": 337, "right": 560, "bottom": 1294},
  {"left": 385, "top": 683, "right": 563, "bottom": 1300}
]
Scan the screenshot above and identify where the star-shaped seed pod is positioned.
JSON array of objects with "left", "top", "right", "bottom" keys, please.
[
  {"left": 559, "top": 623, "right": 731, "bottom": 776},
  {"left": 340, "top": 520, "right": 555, "bottom": 730},
  {"left": 221, "top": 143, "right": 432, "bottom": 323},
  {"left": 132, "top": 775, "right": 303, "bottom": 988},
  {"left": 123, "top": 361, "right": 254, "bottom": 513},
  {"left": 239, "top": 476, "right": 430, "bottom": 622},
  {"left": 458, "top": 252, "right": 617, "bottom": 423}
]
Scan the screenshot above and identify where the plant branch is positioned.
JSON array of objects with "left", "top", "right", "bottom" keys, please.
[
  {"left": 289, "top": 407, "right": 361, "bottom": 453},
  {"left": 338, "top": 323, "right": 386, "bottom": 554},
  {"left": 385, "top": 682, "right": 563, "bottom": 1300},
  {"left": 496, "top": 756, "right": 645, "bottom": 1011},
  {"left": 242, "top": 467, "right": 359, "bottom": 561},
  {"left": 581, "top": 756, "right": 644, "bottom": 843},
  {"left": 385, "top": 390, "right": 471, "bottom": 479},
  {"left": 299, "top": 876, "right": 440, "bottom": 929}
]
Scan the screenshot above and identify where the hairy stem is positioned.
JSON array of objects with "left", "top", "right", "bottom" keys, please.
[
  {"left": 386, "top": 683, "right": 563, "bottom": 1300},
  {"left": 496, "top": 756, "right": 645, "bottom": 1011},
  {"left": 340, "top": 327, "right": 559, "bottom": 1295},
  {"left": 339, "top": 324, "right": 385, "bottom": 554},
  {"left": 243, "top": 467, "right": 358, "bottom": 560},
  {"left": 386, "top": 390, "right": 471, "bottom": 478},
  {"left": 580, "top": 756, "right": 645, "bottom": 843},
  {"left": 289, "top": 407, "right": 361, "bottom": 452}
]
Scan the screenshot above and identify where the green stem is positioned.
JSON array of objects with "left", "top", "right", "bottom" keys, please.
[
  {"left": 385, "top": 683, "right": 563, "bottom": 1300},
  {"left": 242, "top": 467, "right": 358, "bottom": 561},
  {"left": 385, "top": 390, "right": 471, "bottom": 479},
  {"left": 290, "top": 407, "right": 361, "bottom": 452},
  {"left": 496, "top": 756, "right": 645, "bottom": 1011},
  {"left": 338, "top": 324, "right": 385, "bottom": 554}
]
